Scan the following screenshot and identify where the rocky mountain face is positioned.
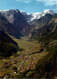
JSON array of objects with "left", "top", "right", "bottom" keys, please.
[
  {"left": 0, "top": 9, "right": 31, "bottom": 37},
  {"left": 0, "top": 14, "right": 22, "bottom": 38}
]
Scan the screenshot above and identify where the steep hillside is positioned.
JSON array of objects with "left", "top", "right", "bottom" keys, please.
[
  {"left": 31, "top": 15, "right": 57, "bottom": 41},
  {"left": 23, "top": 41, "right": 57, "bottom": 79},
  {"left": 32, "top": 14, "right": 53, "bottom": 29},
  {"left": 0, "top": 30, "right": 19, "bottom": 57}
]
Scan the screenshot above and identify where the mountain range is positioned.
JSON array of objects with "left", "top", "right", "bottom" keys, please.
[{"left": 0, "top": 9, "right": 56, "bottom": 38}]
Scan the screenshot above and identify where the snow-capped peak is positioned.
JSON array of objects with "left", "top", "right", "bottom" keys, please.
[
  {"left": 30, "top": 10, "right": 55, "bottom": 21},
  {"left": 9, "top": 9, "right": 19, "bottom": 12},
  {"left": 20, "top": 10, "right": 27, "bottom": 15},
  {"left": 42, "top": 10, "right": 55, "bottom": 15}
]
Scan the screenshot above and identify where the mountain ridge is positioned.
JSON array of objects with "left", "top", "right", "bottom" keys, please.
[
  {"left": 0, "top": 9, "right": 55, "bottom": 23},
  {"left": 21, "top": 9, "right": 55, "bottom": 23}
]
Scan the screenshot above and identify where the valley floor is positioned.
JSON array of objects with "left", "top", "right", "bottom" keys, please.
[{"left": 0, "top": 37, "right": 48, "bottom": 78}]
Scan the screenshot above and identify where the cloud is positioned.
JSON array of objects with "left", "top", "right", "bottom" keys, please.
[
  {"left": 36, "top": 0, "right": 57, "bottom": 6},
  {"left": 16, "top": 0, "right": 31, "bottom": 3}
]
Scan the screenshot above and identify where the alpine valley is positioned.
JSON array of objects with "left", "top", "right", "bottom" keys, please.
[{"left": 0, "top": 9, "right": 57, "bottom": 79}]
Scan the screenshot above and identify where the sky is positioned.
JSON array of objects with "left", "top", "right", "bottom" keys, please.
[{"left": 0, "top": 0, "right": 57, "bottom": 13}]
